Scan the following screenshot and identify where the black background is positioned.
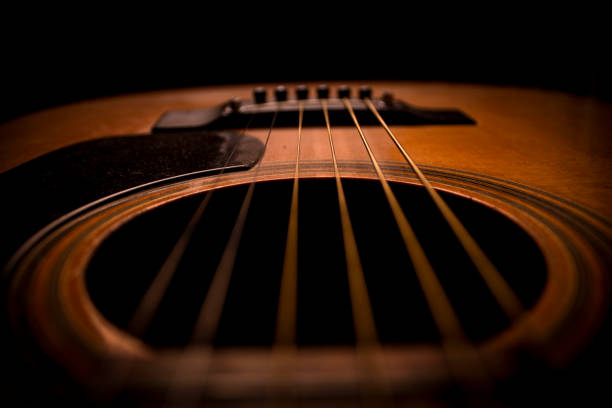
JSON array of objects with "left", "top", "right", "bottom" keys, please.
[{"left": 1, "top": 6, "right": 610, "bottom": 124}]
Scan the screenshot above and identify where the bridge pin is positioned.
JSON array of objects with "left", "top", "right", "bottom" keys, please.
[
  {"left": 275, "top": 86, "right": 288, "bottom": 102},
  {"left": 338, "top": 85, "right": 351, "bottom": 99},
  {"left": 317, "top": 84, "right": 329, "bottom": 99},
  {"left": 253, "top": 87, "right": 266, "bottom": 104},
  {"left": 296, "top": 85, "right": 309, "bottom": 100}
]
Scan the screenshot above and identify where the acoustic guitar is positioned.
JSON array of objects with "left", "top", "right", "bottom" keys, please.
[{"left": 1, "top": 82, "right": 610, "bottom": 406}]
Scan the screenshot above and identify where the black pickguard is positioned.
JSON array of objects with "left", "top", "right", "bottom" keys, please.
[{"left": 0, "top": 130, "right": 264, "bottom": 272}]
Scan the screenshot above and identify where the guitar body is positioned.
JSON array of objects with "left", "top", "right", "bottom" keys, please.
[{"left": 1, "top": 82, "right": 611, "bottom": 406}]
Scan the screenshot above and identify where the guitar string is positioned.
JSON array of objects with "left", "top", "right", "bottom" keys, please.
[
  {"left": 111, "top": 115, "right": 256, "bottom": 401},
  {"left": 341, "top": 98, "right": 466, "bottom": 342},
  {"left": 128, "top": 115, "right": 255, "bottom": 337},
  {"left": 323, "top": 99, "right": 403, "bottom": 408},
  {"left": 363, "top": 98, "right": 523, "bottom": 320},
  {"left": 342, "top": 97, "right": 495, "bottom": 396},
  {"left": 190, "top": 109, "right": 279, "bottom": 344},
  {"left": 164, "top": 111, "right": 280, "bottom": 406},
  {"left": 322, "top": 99, "right": 378, "bottom": 347},
  {"left": 273, "top": 100, "right": 391, "bottom": 405},
  {"left": 175, "top": 108, "right": 279, "bottom": 406},
  {"left": 274, "top": 100, "right": 303, "bottom": 348}
]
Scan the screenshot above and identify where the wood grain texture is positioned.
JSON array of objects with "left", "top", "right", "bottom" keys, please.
[{"left": 1, "top": 81, "right": 610, "bottom": 218}]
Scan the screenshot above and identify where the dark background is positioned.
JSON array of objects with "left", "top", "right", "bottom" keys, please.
[{"left": 1, "top": 7, "right": 610, "bottom": 124}]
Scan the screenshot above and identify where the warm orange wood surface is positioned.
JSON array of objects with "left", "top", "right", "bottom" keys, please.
[
  {"left": 1, "top": 81, "right": 610, "bottom": 218},
  {"left": 4, "top": 82, "right": 611, "bottom": 406}
]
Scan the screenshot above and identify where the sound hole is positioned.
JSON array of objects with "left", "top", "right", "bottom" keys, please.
[{"left": 86, "top": 178, "right": 547, "bottom": 348}]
